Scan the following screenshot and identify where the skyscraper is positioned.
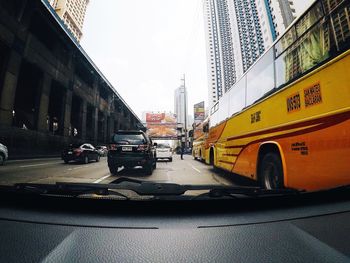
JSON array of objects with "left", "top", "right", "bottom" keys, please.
[
  {"left": 264, "top": 0, "right": 297, "bottom": 39},
  {"left": 203, "top": 0, "right": 299, "bottom": 108},
  {"left": 48, "top": 0, "right": 89, "bottom": 42},
  {"left": 203, "top": 0, "right": 223, "bottom": 108},
  {"left": 174, "top": 86, "right": 188, "bottom": 129}
]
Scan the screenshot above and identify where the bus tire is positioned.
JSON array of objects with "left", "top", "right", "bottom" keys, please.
[
  {"left": 209, "top": 148, "right": 214, "bottom": 166},
  {"left": 259, "top": 152, "right": 284, "bottom": 190},
  {"left": 209, "top": 148, "right": 219, "bottom": 171}
]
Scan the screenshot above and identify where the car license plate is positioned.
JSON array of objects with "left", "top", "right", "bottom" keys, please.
[
  {"left": 122, "top": 146, "right": 132, "bottom": 152},
  {"left": 68, "top": 151, "right": 73, "bottom": 154}
]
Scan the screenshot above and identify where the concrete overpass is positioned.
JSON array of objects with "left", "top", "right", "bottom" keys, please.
[{"left": 0, "top": 0, "right": 144, "bottom": 158}]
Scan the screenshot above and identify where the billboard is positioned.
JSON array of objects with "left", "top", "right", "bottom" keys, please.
[
  {"left": 145, "top": 112, "right": 177, "bottom": 139},
  {"left": 194, "top": 101, "right": 205, "bottom": 123}
]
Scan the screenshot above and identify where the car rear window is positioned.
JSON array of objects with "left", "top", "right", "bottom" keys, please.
[
  {"left": 113, "top": 133, "right": 145, "bottom": 145},
  {"left": 157, "top": 144, "right": 170, "bottom": 149}
]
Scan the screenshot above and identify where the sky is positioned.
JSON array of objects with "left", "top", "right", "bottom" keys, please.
[{"left": 81, "top": 0, "right": 208, "bottom": 120}]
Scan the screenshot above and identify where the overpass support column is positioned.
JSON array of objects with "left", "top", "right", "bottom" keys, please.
[
  {"left": 37, "top": 73, "right": 51, "bottom": 132},
  {"left": 93, "top": 107, "right": 98, "bottom": 144},
  {"left": 92, "top": 77, "right": 99, "bottom": 144},
  {"left": 108, "top": 115, "right": 115, "bottom": 139},
  {"left": 0, "top": 51, "right": 22, "bottom": 126},
  {"left": 103, "top": 112, "right": 108, "bottom": 142},
  {"left": 81, "top": 100, "right": 87, "bottom": 140},
  {"left": 63, "top": 88, "right": 72, "bottom": 137}
]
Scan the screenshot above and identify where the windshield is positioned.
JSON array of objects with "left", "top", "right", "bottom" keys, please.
[
  {"left": 0, "top": 0, "right": 349, "bottom": 201},
  {"left": 113, "top": 134, "right": 145, "bottom": 145},
  {"left": 157, "top": 144, "right": 170, "bottom": 149}
]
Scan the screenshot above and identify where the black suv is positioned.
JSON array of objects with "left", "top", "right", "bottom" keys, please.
[{"left": 107, "top": 130, "right": 157, "bottom": 175}]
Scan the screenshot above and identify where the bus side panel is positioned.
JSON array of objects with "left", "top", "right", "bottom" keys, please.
[
  {"left": 231, "top": 144, "right": 260, "bottom": 180},
  {"left": 200, "top": 143, "right": 206, "bottom": 160},
  {"left": 278, "top": 117, "right": 350, "bottom": 191},
  {"left": 204, "top": 148, "right": 210, "bottom": 164},
  {"left": 229, "top": 113, "right": 350, "bottom": 191}
]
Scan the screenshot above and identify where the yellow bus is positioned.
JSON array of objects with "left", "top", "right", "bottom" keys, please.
[{"left": 205, "top": 0, "right": 350, "bottom": 191}]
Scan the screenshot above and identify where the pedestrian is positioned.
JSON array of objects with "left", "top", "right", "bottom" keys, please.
[{"left": 181, "top": 145, "right": 184, "bottom": 160}]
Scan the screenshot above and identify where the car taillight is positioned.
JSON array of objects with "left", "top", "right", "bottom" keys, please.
[
  {"left": 73, "top": 149, "right": 82, "bottom": 156},
  {"left": 137, "top": 144, "right": 148, "bottom": 151},
  {"left": 108, "top": 144, "right": 118, "bottom": 150}
]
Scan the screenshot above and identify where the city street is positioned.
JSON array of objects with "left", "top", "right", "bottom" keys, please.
[{"left": 0, "top": 155, "right": 239, "bottom": 188}]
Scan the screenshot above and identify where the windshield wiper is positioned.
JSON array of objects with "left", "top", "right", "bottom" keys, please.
[
  {"left": 108, "top": 177, "right": 301, "bottom": 197},
  {"left": 4, "top": 177, "right": 302, "bottom": 200},
  {"left": 8, "top": 183, "right": 130, "bottom": 200}
]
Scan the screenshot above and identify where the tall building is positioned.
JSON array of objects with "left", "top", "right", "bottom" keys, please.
[
  {"left": 232, "top": 0, "right": 266, "bottom": 72},
  {"left": 174, "top": 86, "right": 188, "bottom": 129},
  {"left": 48, "top": 0, "right": 89, "bottom": 42},
  {"left": 203, "top": 0, "right": 299, "bottom": 108},
  {"left": 264, "top": 0, "right": 297, "bottom": 39},
  {"left": 203, "top": 0, "right": 223, "bottom": 108}
]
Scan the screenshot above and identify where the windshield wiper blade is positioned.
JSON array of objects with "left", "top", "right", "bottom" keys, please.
[
  {"left": 11, "top": 183, "right": 130, "bottom": 200},
  {"left": 107, "top": 177, "right": 302, "bottom": 196},
  {"left": 10, "top": 178, "right": 302, "bottom": 199},
  {"left": 195, "top": 187, "right": 302, "bottom": 200}
]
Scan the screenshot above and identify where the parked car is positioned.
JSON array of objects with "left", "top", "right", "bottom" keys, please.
[
  {"left": 62, "top": 143, "right": 100, "bottom": 164},
  {"left": 0, "top": 143, "right": 8, "bottom": 166},
  {"left": 107, "top": 130, "right": 156, "bottom": 175},
  {"left": 156, "top": 143, "right": 172, "bottom": 162},
  {"left": 96, "top": 145, "right": 108, "bottom": 157}
]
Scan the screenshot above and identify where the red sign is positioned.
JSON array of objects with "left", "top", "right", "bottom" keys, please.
[{"left": 146, "top": 113, "right": 165, "bottom": 123}]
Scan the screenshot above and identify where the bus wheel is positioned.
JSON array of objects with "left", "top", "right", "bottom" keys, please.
[
  {"left": 209, "top": 149, "right": 214, "bottom": 165},
  {"left": 259, "top": 152, "right": 284, "bottom": 190}
]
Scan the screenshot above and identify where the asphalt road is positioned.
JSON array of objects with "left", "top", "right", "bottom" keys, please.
[{"left": 0, "top": 154, "right": 240, "bottom": 187}]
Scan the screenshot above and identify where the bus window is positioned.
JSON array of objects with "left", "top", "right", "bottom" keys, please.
[
  {"left": 275, "top": 27, "right": 297, "bottom": 57},
  {"left": 275, "top": 18, "right": 333, "bottom": 88},
  {"left": 295, "top": 2, "right": 323, "bottom": 37},
  {"left": 328, "top": 0, "right": 350, "bottom": 51},
  {"left": 228, "top": 75, "right": 246, "bottom": 116},
  {"left": 246, "top": 49, "right": 274, "bottom": 106},
  {"left": 298, "top": 18, "right": 331, "bottom": 72},
  {"left": 322, "top": 0, "right": 343, "bottom": 14}
]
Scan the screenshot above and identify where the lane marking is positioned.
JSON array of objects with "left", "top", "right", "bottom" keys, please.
[
  {"left": 93, "top": 174, "right": 111, "bottom": 183},
  {"left": 67, "top": 166, "right": 85, "bottom": 171},
  {"left": 19, "top": 162, "right": 61, "bottom": 168},
  {"left": 7, "top": 157, "right": 60, "bottom": 163},
  {"left": 185, "top": 162, "right": 201, "bottom": 173},
  {"left": 191, "top": 165, "right": 201, "bottom": 173}
]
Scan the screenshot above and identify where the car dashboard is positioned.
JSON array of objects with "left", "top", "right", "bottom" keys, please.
[{"left": 0, "top": 192, "right": 350, "bottom": 262}]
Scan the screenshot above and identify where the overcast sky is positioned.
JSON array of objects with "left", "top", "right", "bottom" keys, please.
[
  {"left": 81, "top": 0, "right": 207, "bottom": 119},
  {"left": 80, "top": 1, "right": 312, "bottom": 120}
]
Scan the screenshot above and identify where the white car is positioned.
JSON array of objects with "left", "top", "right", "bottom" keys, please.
[
  {"left": 156, "top": 143, "right": 172, "bottom": 162},
  {"left": 0, "top": 143, "right": 8, "bottom": 165}
]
